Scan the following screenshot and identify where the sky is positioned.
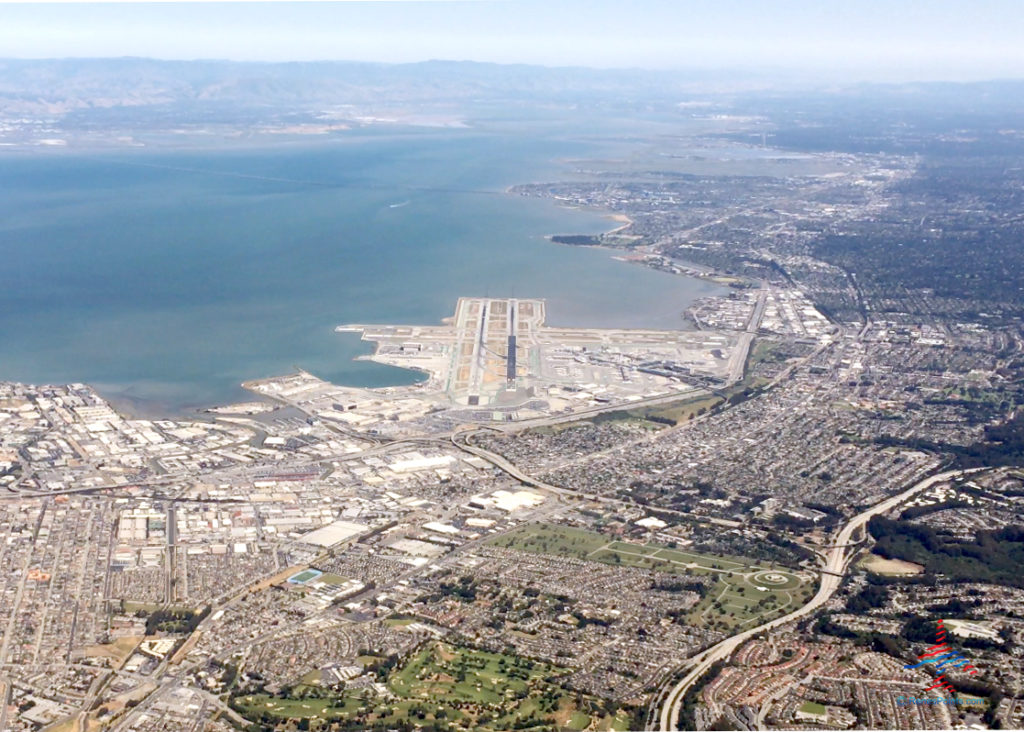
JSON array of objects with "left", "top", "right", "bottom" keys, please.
[{"left": 1, "top": 0, "right": 1023, "bottom": 81}]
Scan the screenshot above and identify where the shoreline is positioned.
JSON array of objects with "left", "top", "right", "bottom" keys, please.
[
  {"left": 605, "top": 212, "right": 633, "bottom": 234},
  {"left": 6, "top": 171, "right": 704, "bottom": 422},
  {"left": 544, "top": 203, "right": 757, "bottom": 290}
]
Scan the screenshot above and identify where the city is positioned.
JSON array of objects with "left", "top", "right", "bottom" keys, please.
[{"left": 3, "top": 5, "right": 1024, "bottom": 730}]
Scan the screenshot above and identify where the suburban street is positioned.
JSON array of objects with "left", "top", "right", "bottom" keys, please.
[{"left": 657, "top": 466, "right": 984, "bottom": 731}]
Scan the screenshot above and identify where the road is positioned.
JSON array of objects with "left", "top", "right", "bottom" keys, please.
[
  {"left": 109, "top": 491, "right": 564, "bottom": 731},
  {"left": 453, "top": 438, "right": 743, "bottom": 528},
  {"left": 723, "top": 283, "right": 768, "bottom": 383},
  {"left": 7, "top": 314, "right": 836, "bottom": 730},
  {"left": 657, "top": 466, "right": 984, "bottom": 731}
]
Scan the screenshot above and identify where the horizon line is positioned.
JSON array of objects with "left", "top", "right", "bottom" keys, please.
[{"left": 1, "top": 55, "right": 1024, "bottom": 86}]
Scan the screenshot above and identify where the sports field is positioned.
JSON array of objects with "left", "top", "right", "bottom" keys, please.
[{"left": 287, "top": 568, "right": 323, "bottom": 584}]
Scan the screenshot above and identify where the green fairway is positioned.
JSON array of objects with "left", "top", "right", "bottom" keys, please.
[
  {"left": 610, "top": 710, "right": 635, "bottom": 730},
  {"left": 568, "top": 711, "right": 591, "bottom": 729},
  {"left": 388, "top": 643, "right": 544, "bottom": 705},
  {"left": 234, "top": 642, "right": 624, "bottom": 731},
  {"left": 236, "top": 695, "right": 365, "bottom": 719}
]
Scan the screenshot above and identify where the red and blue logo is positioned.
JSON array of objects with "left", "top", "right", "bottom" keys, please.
[{"left": 903, "top": 620, "right": 978, "bottom": 695}]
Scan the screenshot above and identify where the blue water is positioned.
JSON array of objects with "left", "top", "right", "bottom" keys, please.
[{"left": 0, "top": 131, "right": 722, "bottom": 414}]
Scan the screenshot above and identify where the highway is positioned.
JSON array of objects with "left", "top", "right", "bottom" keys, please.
[
  {"left": 1, "top": 313, "right": 885, "bottom": 732},
  {"left": 657, "top": 466, "right": 984, "bottom": 731},
  {"left": 452, "top": 437, "right": 743, "bottom": 528},
  {"left": 48, "top": 371, "right": 970, "bottom": 731},
  {"left": 724, "top": 283, "right": 768, "bottom": 383}
]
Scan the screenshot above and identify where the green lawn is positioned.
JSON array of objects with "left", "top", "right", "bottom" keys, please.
[
  {"left": 693, "top": 571, "right": 816, "bottom": 632},
  {"left": 489, "top": 523, "right": 610, "bottom": 558},
  {"left": 388, "top": 643, "right": 543, "bottom": 705},
  {"left": 491, "top": 523, "right": 813, "bottom": 632},
  {"left": 583, "top": 392, "right": 724, "bottom": 427},
  {"left": 632, "top": 394, "right": 725, "bottom": 425},
  {"left": 384, "top": 615, "right": 417, "bottom": 627},
  {"left": 492, "top": 523, "right": 763, "bottom": 575},
  {"left": 608, "top": 711, "right": 635, "bottom": 730},
  {"left": 800, "top": 701, "right": 827, "bottom": 716},
  {"left": 235, "top": 642, "right": 623, "bottom": 731},
  {"left": 316, "top": 572, "right": 351, "bottom": 586},
  {"left": 235, "top": 695, "right": 365, "bottom": 719},
  {"left": 568, "top": 711, "right": 591, "bottom": 730}
]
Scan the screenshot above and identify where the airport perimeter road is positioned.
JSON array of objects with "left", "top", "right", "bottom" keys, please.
[{"left": 657, "top": 466, "right": 983, "bottom": 731}]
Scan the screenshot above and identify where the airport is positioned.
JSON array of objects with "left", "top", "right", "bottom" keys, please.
[{"left": 334, "top": 296, "right": 747, "bottom": 418}]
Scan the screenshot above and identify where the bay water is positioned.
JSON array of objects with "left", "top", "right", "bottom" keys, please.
[{"left": 0, "top": 130, "right": 722, "bottom": 414}]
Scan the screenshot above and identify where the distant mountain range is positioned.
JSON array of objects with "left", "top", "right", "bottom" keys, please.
[
  {"left": 1, "top": 58, "right": 1022, "bottom": 147},
  {"left": 0, "top": 57, "right": 763, "bottom": 118}
]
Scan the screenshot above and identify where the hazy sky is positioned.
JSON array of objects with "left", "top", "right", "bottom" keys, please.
[{"left": 1, "top": 0, "right": 1023, "bottom": 81}]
